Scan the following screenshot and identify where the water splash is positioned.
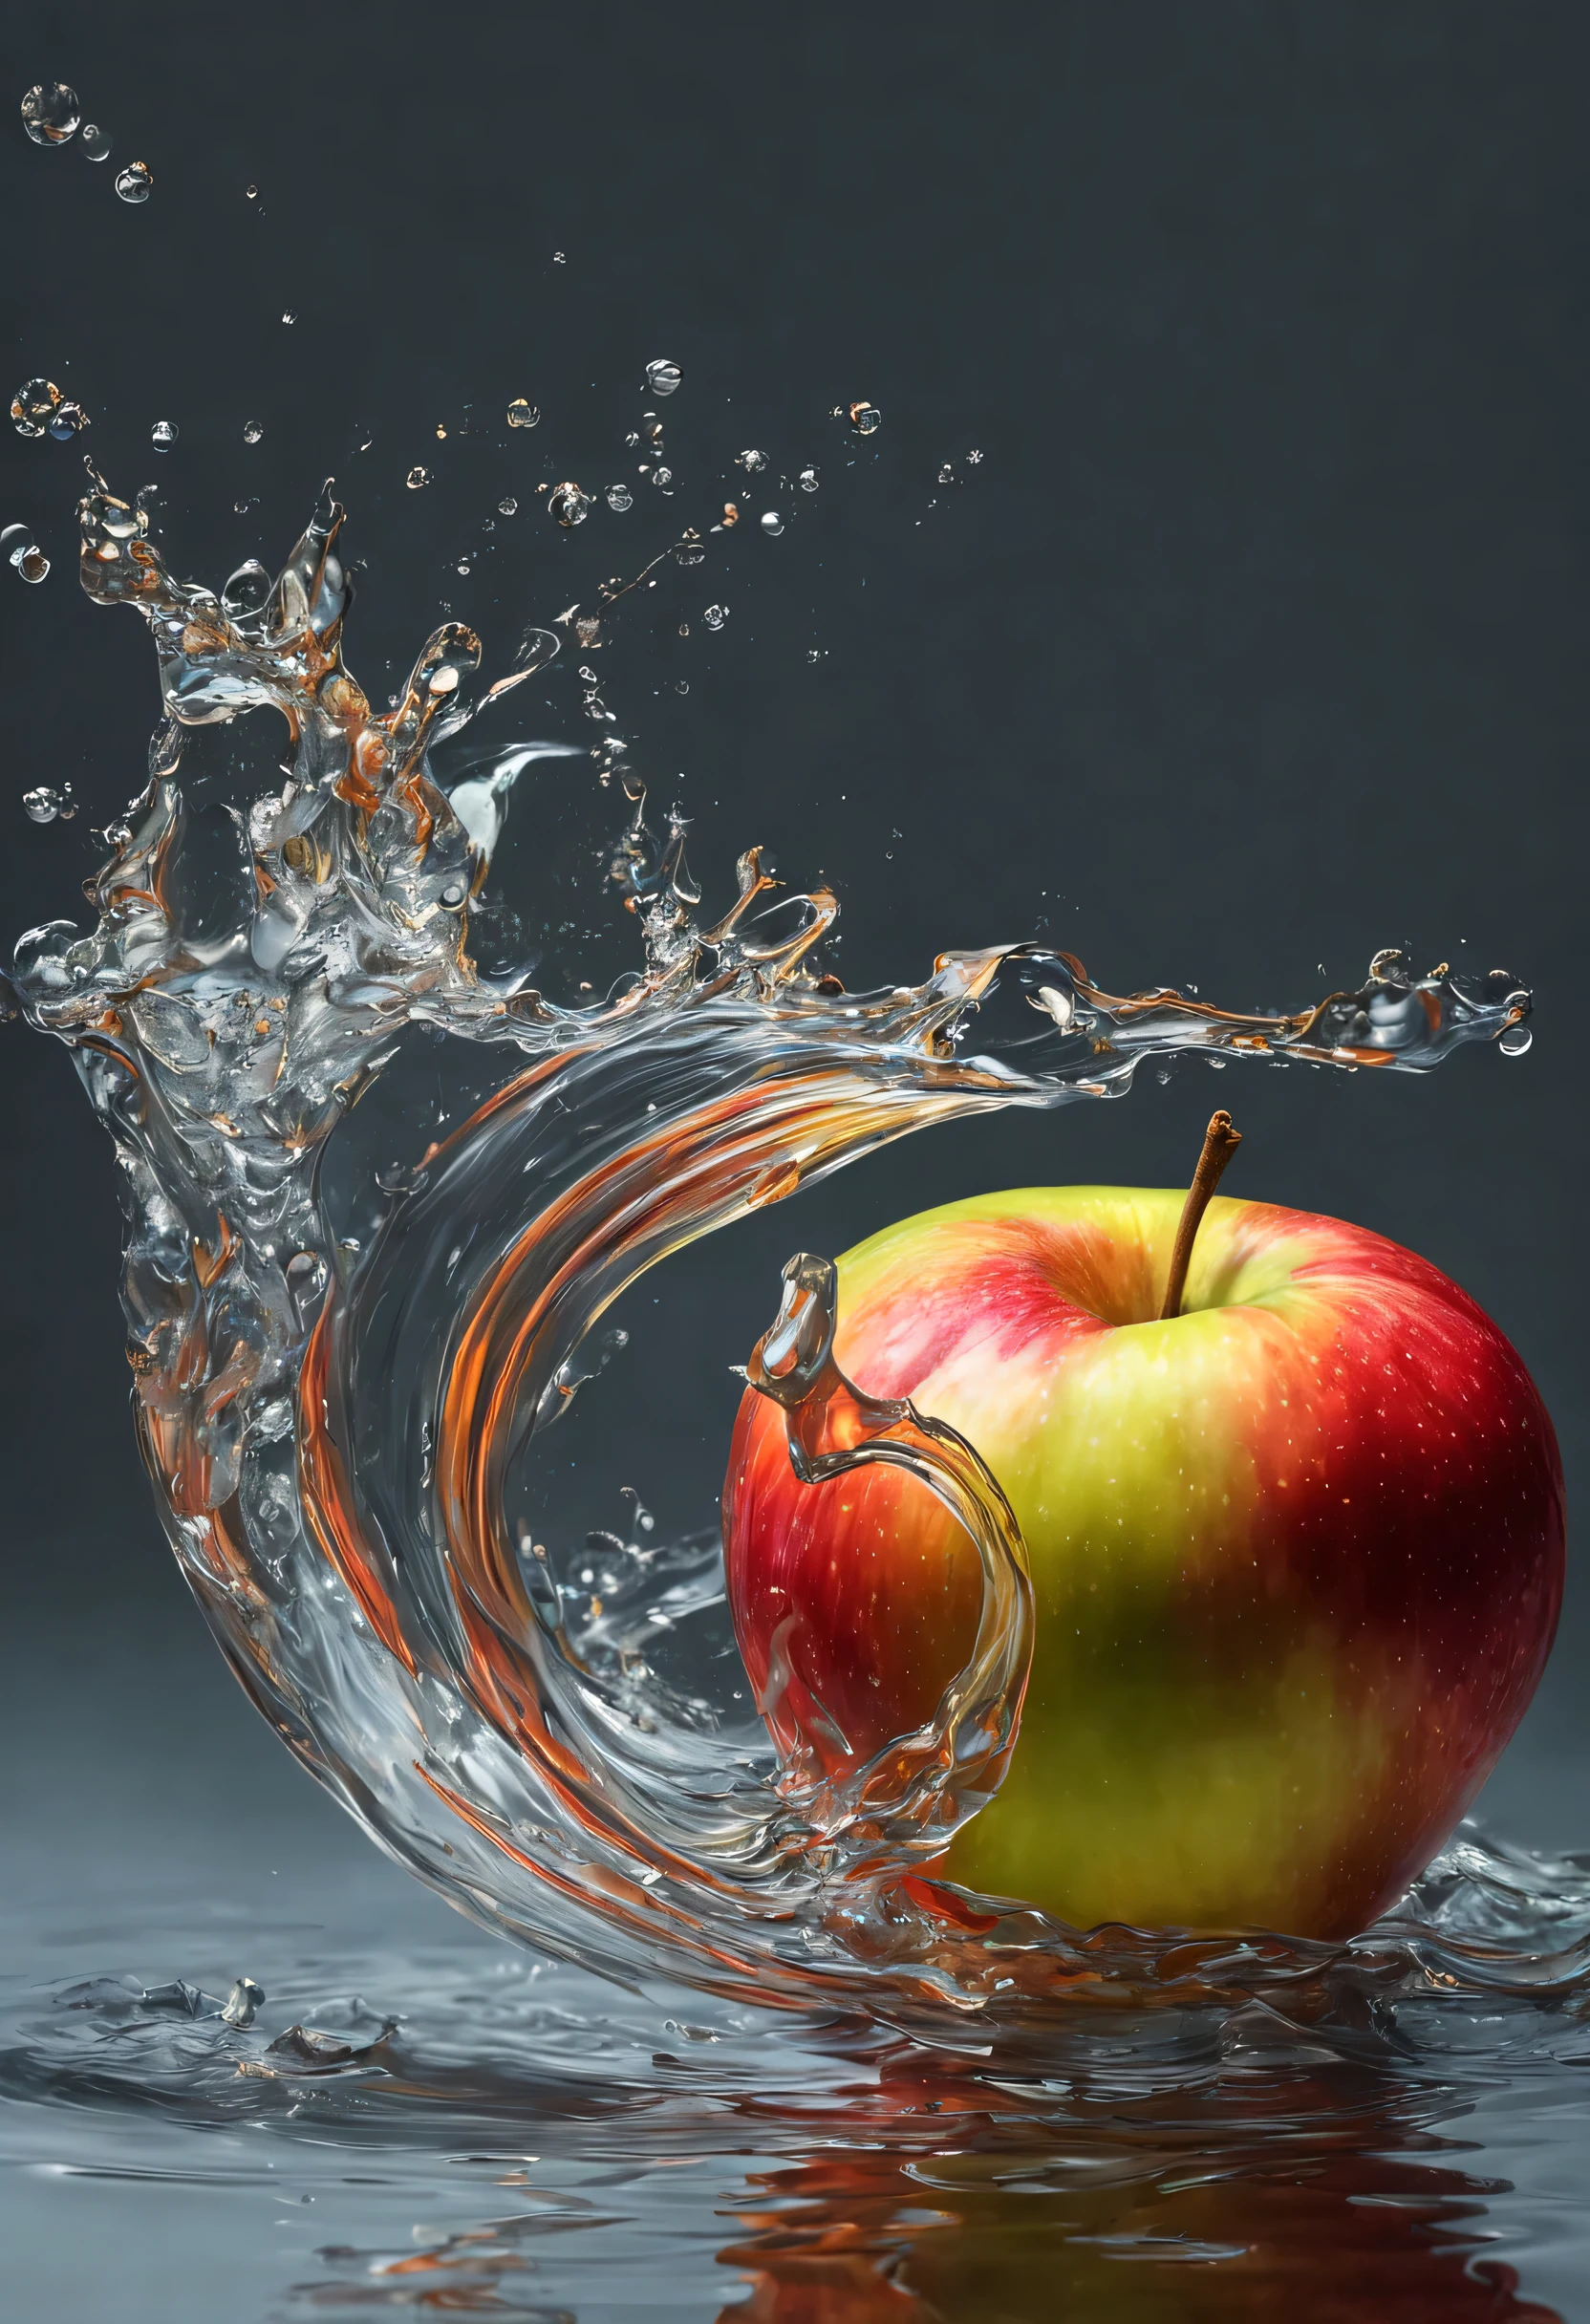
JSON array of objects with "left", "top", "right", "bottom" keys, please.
[{"left": 10, "top": 474, "right": 1540, "bottom": 2023}]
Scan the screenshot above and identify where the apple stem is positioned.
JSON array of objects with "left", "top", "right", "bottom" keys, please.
[{"left": 1159, "top": 1109, "right": 1243, "bottom": 1321}]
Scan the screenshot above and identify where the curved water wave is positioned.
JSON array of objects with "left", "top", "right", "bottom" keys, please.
[{"left": 10, "top": 476, "right": 1539, "bottom": 2017}]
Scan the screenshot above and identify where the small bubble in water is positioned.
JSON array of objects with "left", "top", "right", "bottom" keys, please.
[
  {"left": 675, "top": 537, "right": 704, "bottom": 566},
  {"left": 115, "top": 160, "right": 153, "bottom": 203},
  {"left": 23, "top": 785, "right": 60, "bottom": 822},
  {"left": 48, "top": 399, "right": 88, "bottom": 440},
  {"left": 548, "top": 481, "right": 592, "bottom": 527},
  {"left": 150, "top": 420, "right": 178, "bottom": 451},
  {"left": 849, "top": 401, "right": 881, "bottom": 435},
  {"left": 736, "top": 448, "right": 767, "bottom": 473},
  {"left": 1498, "top": 1023, "right": 1534, "bottom": 1058},
  {"left": 406, "top": 465, "right": 431, "bottom": 489},
  {"left": 651, "top": 465, "right": 674, "bottom": 489},
  {"left": 799, "top": 465, "right": 819, "bottom": 492},
  {"left": 506, "top": 398, "right": 539, "bottom": 428},
  {"left": 21, "top": 82, "right": 79, "bottom": 145},
  {"left": 79, "top": 123, "right": 111, "bottom": 163},
  {"left": 498, "top": 495, "right": 518, "bottom": 516},
  {"left": 606, "top": 484, "right": 633, "bottom": 513},
  {"left": 760, "top": 511, "right": 784, "bottom": 536},
  {"left": 645, "top": 358, "right": 681, "bottom": 398},
  {"left": 222, "top": 559, "right": 271, "bottom": 616},
  {"left": 703, "top": 603, "right": 727, "bottom": 631},
  {"left": 242, "top": 419, "right": 264, "bottom": 444},
  {"left": 11, "top": 378, "right": 61, "bottom": 437}
]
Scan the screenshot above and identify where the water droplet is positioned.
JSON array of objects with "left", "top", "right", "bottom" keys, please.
[
  {"left": 736, "top": 448, "right": 767, "bottom": 473},
  {"left": 114, "top": 160, "right": 153, "bottom": 204},
  {"left": 938, "top": 463, "right": 954, "bottom": 484},
  {"left": 12, "top": 538, "right": 52, "bottom": 583},
  {"left": 548, "top": 481, "right": 592, "bottom": 527},
  {"left": 552, "top": 249, "right": 567, "bottom": 263},
  {"left": 221, "top": 1977, "right": 265, "bottom": 2029},
  {"left": 1498, "top": 1023, "right": 1534, "bottom": 1058},
  {"left": 435, "top": 421, "right": 447, "bottom": 440},
  {"left": 149, "top": 420, "right": 178, "bottom": 452},
  {"left": 242, "top": 419, "right": 264, "bottom": 445},
  {"left": 675, "top": 679, "right": 689, "bottom": 694},
  {"left": 455, "top": 558, "right": 471, "bottom": 575},
  {"left": 645, "top": 358, "right": 682, "bottom": 398},
  {"left": 702, "top": 603, "right": 727, "bottom": 631},
  {"left": 245, "top": 182, "right": 258, "bottom": 199},
  {"left": 677, "top": 622, "right": 690, "bottom": 636},
  {"left": 222, "top": 559, "right": 271, "bottom": 617},
  {"left": 11, "top": 378, "right": 60, "bottom": 438},
  {"left": 351, "top": 420, "right": 374, "bottom": 452},
  {"left": 966, "top": 447, "right": 983, "bottom": 463},
  {"left": 806, "top": 648, "right": 823, "bottom": 663},
  {"left": 675, "top": 538, "right": 704, "bottom": 566},
  {"left": 651, "top": 465, "right": 674, "bottom": 489},
  {"left": 23, "top": 785, "right": 60, "bottom": 823},
  {"left": 440, "top": 880, "right": 467, "bottom": 909},
  {"left": 21, "top": 82, "right": 79, "bottom": 146},
  {"left": 760, "top": 511, "right": 784, "bottom": 536},
  {"left": 280, "top": 310, "right": 295, "bottom": 325},
  {"left": 79, "top": 123, "right": 110, "bottom": 163},
  {"left": 849, "top": 401, "right": 881, "bottom": 435},
  {"left": 506, "top": 398, "right": 539, "bottom": 429},
  {"left": 720, "top": 503, "right": 739, "bottom": 527},
  {"left": 606, "top": 484, "right": 633, "bottom": 513},
  {"left": 406, "top": 465, "right": 431, "bottom": 489},
  {"left": 498, "top": 495, "right": 518, "bottom": 517},
  {"left": 799, "top": 466, "right": 819, "bottom": 492},
  {"left": 233, "top": 496, "right": 256, "bottom": 514},
  {"left": 49, "top": 399, "right": 88, "bottom": 440}
]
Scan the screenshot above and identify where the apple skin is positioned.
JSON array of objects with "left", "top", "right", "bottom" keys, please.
[{"left": 722, "top": 1188, "right": 1565, "bottom": 1939}]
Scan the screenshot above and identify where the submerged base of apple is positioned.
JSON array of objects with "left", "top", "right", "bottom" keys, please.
[{"left": 723, "top": 1186, "right": 1565, "bottom": 1940}]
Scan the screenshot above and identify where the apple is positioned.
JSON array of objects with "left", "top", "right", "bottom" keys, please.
[{"left": 722, "top": 1146, "right": 1564, "bottom": 1939}]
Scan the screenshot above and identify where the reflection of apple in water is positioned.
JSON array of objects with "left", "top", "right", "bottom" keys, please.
[{"left": 723, "top": 1117, "right": 1564, "bottom": 1938}]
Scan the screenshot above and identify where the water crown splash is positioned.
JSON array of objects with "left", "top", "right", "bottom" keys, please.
[{"left": 9, "top": 471, "right": 1536, "bottom": 2021}]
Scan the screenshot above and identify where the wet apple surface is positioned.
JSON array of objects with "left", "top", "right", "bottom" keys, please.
[{"left": 724, "top": 1184, "right": 1565, "bottom": 1938}]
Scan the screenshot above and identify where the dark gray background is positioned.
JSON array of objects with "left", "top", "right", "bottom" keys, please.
[{"left": 2, "top": 0, "right": 1585, "bottom": 1855}]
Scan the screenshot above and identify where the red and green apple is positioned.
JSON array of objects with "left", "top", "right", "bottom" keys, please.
[{"left": 722, "top": 1153, "right": 1564, "bottom": 1939}]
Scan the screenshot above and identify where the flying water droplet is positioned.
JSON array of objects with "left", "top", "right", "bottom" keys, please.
[
  {"left": 736, "top": 448, "right": 767, "bottom": 473},
  {"left": 506, "top": 398, "right": 539, "bottom": 428},
  {"left": 938, "top": 463, "right": 955, "bottom": 484},
  {"left": 645, "top": 358, "right": 682, "bottom": 398},
  {"left": 799, "top": 466, "right": 819, "bottom": 492},
  {"left": 48, "top": 399, "right": 88, "bottom": 440},
  {"left": 606, "top": 484, "right": 633, "bottom": 513},
  {"left": 23, "top": 785, "right": 60, "bottom": 823},
  {"left": 498, "top": 495, "right": 518, "bottom": 516},
  {"left": 280, "top": 310, "right": 295, "bottom": 325},
  {"left": 1498, "top": 1023, "right": 1534, "bottom": 1058},
  {"left": 149, "top": 420, "right": 178, "bottom": 452},
  {"left": 806, "top": 648, "right": 824, "bottom": 663},
  {"left": 455, "top": 558, "right": 471, "bottom": 575},
  {"left": 222, "top": 559, "right": 271, "bottom": 617},
  {"left": 79, "top": 123, "right": 110, "bottom": 163},
  {"left": 966, "top": 447, "right": 983, "bottom": 463},
  {"left": 548, "top": 482, "right": 593, "bottom": 527},
  {"left": 242, "top": 419, "right": 264, "bottom": 445},
  {"left": 675, "top": 679, "right": 689, "bottom": 694},
  {"left": 351, "top": 420, "right": 374, "bottom": 453},
  {"left": 760, "top": 511, "right": 784, "bottom": 536},
  {"left": 552, "top": 249, "right": 567, "bottom": 263},
  {"left": 702, "top": 603, "right": 727, "bottom": 631},
  {"left": 651, "top": 466, "right": 674, "bottom": 490},
  {"left": 245, "top": 182, "right": 258, "bottom": 199},
  {"left": 849, "top": 401, "right": 881, "bottom": 435},
  {"left": 11, "top": 378, "right": 61, "bottom": 437},
  {"left": 114, "top": 160, "right": 153, "bottom": 204},
  {"left": 406, "top": 465, "right": 431, "bottom": 489},
  {"left": 21, "top": 82, "right": 79, "bottom": 145}
]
